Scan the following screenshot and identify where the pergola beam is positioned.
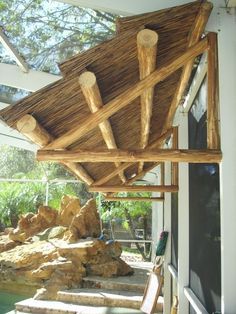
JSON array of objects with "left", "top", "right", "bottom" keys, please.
[
  {"left": 163, "top": 2, "right": 212, "bottom": 131},
  {"left": 172, "top": 127, "right": 179, "bottom": 185},
  {"left": 37, "top": 148, "right": 222, "bottom": 163},
  {"left": 104, "top": 196, "right": 164, "bottom": 202},
  {"left": 44, "top": 37, "right": 208, "bottom": 150},
  {"left": 92, "top": 162, "right": 133, "bottom": 186},
  {"left": 79, "top": 71, "right": 126, "bottom": 183},
  {"left": 125, "top": 162, "right": 161, "bottom": 186},
  {"left": 16, "top": 114, "right": 94, "bottom": 185},
  {"left": 89, "top": 185, "right": 178, "bottom": 193},
  {"left": 182, "top": 53, "right": 207, "bottom": 113},
  {"left": 207, "top": 32, "right": 220, "bottom": 149},
  {"left": 92, "top": 128, "right": 172, "bottom": 186},
  {"left": 137, "top": 29, "right": 158, "bottom": 173}
]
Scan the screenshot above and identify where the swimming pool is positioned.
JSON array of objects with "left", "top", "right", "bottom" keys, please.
[{"left": 0, "top": 291, "right": 26, "bottom": 313}]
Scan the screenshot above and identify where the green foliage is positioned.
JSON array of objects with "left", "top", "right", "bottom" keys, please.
[
  {"left": 100, "top": 192, "right": 152, "bottom": 222},
  {"left": 0, "top": 182, "right": 45, "bottom": 227},
  {"left": 0, "top": 0, "right": 116, "bottom": 74},
  {"left": 0, "top": 145, "right": 93, "bottom": 226},
  {"left": 0, "top": 145, "right": 36, "bottom": 178}
]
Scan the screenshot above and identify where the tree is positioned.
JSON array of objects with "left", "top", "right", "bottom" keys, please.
[
  {"left": 0, "top": 0, "right": 116, "bottom": 74},
  {"left": 100, "top": 192, "right": 152, "bottom": 261},
  {"left": 0, "top": 1, "right": 114, "bottom": 225},
  {"left": 0, "top": 145, "right": 93, "bottom": 227}
]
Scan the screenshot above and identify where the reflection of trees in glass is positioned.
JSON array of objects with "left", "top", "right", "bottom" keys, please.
[
  {"left": 0, "top": 0, "right": 116, "bottom": 74},
  {"left": 0, "top": 85, "right": 31, "bottom": 104},
  {"left": 0, "top": 145, "right": 93, "bottom": 228}
]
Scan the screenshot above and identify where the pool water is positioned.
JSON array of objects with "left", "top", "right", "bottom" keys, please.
[{"left": 0, "top": 292, "right": 26, "bottom": 313}]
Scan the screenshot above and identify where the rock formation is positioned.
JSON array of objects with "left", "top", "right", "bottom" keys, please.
[
  {"left": 9, "top": 207, "right": 58, "bottom": 243},
  {"left": 0, "top": 195, "right": 133, "bottom": 300},
  {"left": 56, "top": 195, "right": 81, "bottom": 227},
  {"left": 65, "top": 199, "right": 101, "bottom": 243}
]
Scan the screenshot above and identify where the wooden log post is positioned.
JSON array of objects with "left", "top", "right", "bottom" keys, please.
[
  {"left": 160, "top": 162, "right": 165, "bottom": 198},
  {"left": 16, "top": 114, "right": 94, "bottom": 185},
  {"left": 207, "top": 32, "right": 220, "bottom": 149},
  {"left": 17, "top": 114, "right": 53, "bottom": 146},
  {"left": 163, "top": 2, "right": 213, "bottom": 132},
  {"left": 89, "top": 185, "right": 179, "bottom": 193},
  {"left": 137, "top": 29, "right": 158, "bottom": 173},
  {"left": 79, "top": 71, "right": 126, "bottom": 183},
  {"left": 104, "top": 196, "right": 165, "bottom": 202},
  {"left": 37, "top": 148, "right": 222, "bottom": 164},
  {"left": 172, "top": 127, "right": 179, "bottom": 185}
]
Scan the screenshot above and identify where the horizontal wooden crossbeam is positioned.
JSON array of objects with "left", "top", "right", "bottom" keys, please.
[
  {"left": 43, "top": 37, "right": 208, "bottom": 150},
  {"left": 104, "top": 196, "right": 164, "bottom": 202},
  {"left": 89, "top": 185, "right": 178, "bottom": 193},
  {"left": 37, "top": 148, "right": 222, "bottom": 164},
  {"left": 92, "top": 129, "right": 172, "bottom": 187}
]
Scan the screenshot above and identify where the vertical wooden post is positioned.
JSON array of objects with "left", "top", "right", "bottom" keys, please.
[
  {"left": 207, "top": 32, "right": 220, "bottom": 149},
  {"left": 172, "top": 127, "right": 179, "bottom": 185},
  {"left": 160, "top": 162, "right": 165, "bottom": 198}
]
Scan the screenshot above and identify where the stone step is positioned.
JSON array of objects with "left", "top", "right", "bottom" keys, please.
[
  {"left": 15, "top": 298, "right": 80, "bottom": 314},
  {"left": 14, "top": 298, "right": 150, "bottom": 314},
  {"left": 57, "top": 288, "right": 163, "bottom": 312},
  {"left": 82, "top": 265, "right": 151, "bottom": 293},
  {"left": 82, "top": 275, "right": 146, "bottom": 293}
]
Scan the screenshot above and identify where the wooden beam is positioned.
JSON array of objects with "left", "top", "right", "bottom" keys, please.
[
  {"left": 163, "top": 2, "right": 213, "bottom": 131},
  {"left": 149, "top": 128, "right": 173, "bottom": 149},
  {"left": 44, "top": 38, "right": 208, "bottom": 150},
  {"left": 89, "top": 185, "right": 179, "bottom": 193},
  {"left": 17, "top": 114, "right": 53, "bottom": 147},
  {"left": 182, "top": 53, "right": 207, "bottom": 113},
  {"left": 126, "top": 163, "right": 161, "bottom": 186},
  {"left": 79, "top": 71, "right": 126, "bottom": 183},
  {"left": 92, "top": 128, "right": 173, "bottom": 187},
  {"left": 160, "top": 162, "right": 165, "bottom": 198},
  {"left": 137, "top": 29, "right": 158, "bottom": 173},
  {"left": 16, "top": 114, "right": 94, "bottom": 185},
  {"left": 92, "top": 162, "right": 133, "bottom": 186},
  {"left": 37, "top": 148, "right": 222, "bottom": 164},
  {"left": 104, "top": 196, "right": 164, "bottom": 202},
  {"left": 62, "top": 161, "right": 94, "bottom": 186},
  {"left": 207, "top": 32, "right": 220, "bottom": 149},
  {"left": 172, "top": 127, "right": 179, "bottom": 185}
]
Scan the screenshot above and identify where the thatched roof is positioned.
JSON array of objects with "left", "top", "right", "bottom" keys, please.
[{"left": 0, "top": 1, "right": 213, "bottom": 190}]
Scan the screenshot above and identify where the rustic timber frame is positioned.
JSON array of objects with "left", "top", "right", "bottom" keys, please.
[{"left": 0, "top": 1, "right": 220, "bottom": 201}]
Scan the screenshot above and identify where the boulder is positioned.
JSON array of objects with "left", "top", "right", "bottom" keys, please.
[
  {"left": 9, "top": 206, "right": 58, "bottom": 243},
  {"left": 58, "top": 239, "right": 133, "bottom": 278},
  {"left": 0, "top": 234, "right": 20, "bottom": 253},
  {"left": 87, "top": 258, "right": 134, "bottom": 277},
  {"left": 66, "top": 199, "right": 100, "bottom": 242},
  {"left": 0, "top": 196, "right": 134, "bottom": 300},
  {"left": 32, "top": 226, "right": 67, "bottom": 242},
  {"left": 57, "top": 195, "right": 81, "bottom": 227}
]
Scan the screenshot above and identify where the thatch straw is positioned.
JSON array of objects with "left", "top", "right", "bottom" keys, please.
[{"left": 0, "top": 1, "right": 210, "bottom": 185}]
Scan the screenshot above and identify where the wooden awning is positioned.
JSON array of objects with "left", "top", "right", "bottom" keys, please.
[{"left": 0, "top": 1, "right": 220, "bottom": 198}]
